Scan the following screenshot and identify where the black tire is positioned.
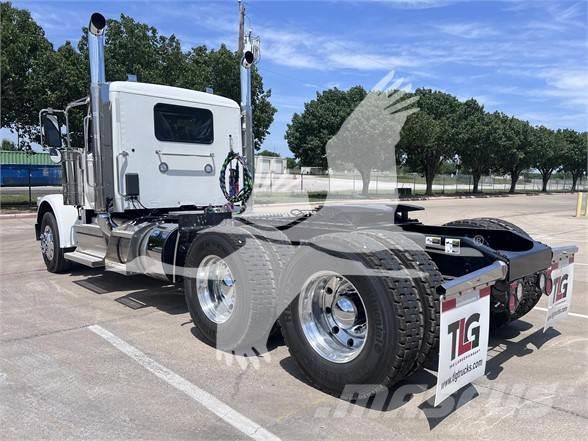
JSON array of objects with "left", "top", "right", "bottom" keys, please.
[
  {"left": 361, "top": 230, "right": 442, "bottom": 374},
  {"left": 237, "top": 221, "right": 298, "bottom": 337},
  {"left": 237, "top": 221, "right": 297, "bottom": 287},
  {"left": 510, "top": 274, "right": 543, "bottom": 319},
  {"left": 183, "top": 223, "right": 277, "bottom": 354},
  {"left": 443, "top": 217, "right": 541, "bottom": 324},
  {"left": 444, "top": 217, "right": 531, "bottom": 239},
  {"left": 39, "top": 211, "right": 71, "bottom": 273},
  {"left": 279, "top": 231, "right": 423, "bottom": 399}
]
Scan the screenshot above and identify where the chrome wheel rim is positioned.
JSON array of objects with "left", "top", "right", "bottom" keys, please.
[
  {"left": 298, "top": 272, "right": 368, "bottom": 363},
  {"left": 40, "top": 225, "right": 55, "bottom": 261},
  {"left": 196, "top": 255, "right": 236, "bottom": 324}
]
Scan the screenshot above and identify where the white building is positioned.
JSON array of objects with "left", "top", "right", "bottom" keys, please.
[{"left": 255, "top": 155, "right": 287, "bottom": 174}]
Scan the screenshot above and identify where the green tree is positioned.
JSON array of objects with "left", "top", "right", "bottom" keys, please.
[
  {"left": 0, "top": 2, "right": 54, "bottom": 149},
  {"left": 438, "top": 159, "right": 458, "bottom": 175},
  {"left": 1, "top": 139, "right": 17, "bottom": 150},
  {"left": 78, "top": 16, "right": 276, "bottom": 150},
  {"left": 399, "top": 89, "right": 461, "bottom": 195},
  {"left": 78, "top": 14, "right": 184, "bottom": 85},
  {"left": 493, "top": 115, "right": 533, "bottom": 193},
  {"left": 257, "top": 149, "right": 280, "bottom": 157},
  {"left": 286, "top": 157, "right": 298, "bottom": 170},
  {"left": 2, "top": 6, "right": 274, "bottom": 153},
  {"left": 326, "top": 88, "right": 418, "bottom": 195},
  {"left": 26, "top": 41, "right": 88, "bottom": 146},
  {"left": 454, "top": 100, "right": 499, "bottom": 193},
  {"left": 530, "top": 126, "right": 564, "bottom": 192},
  {"left": 200, "top": 45, "right": 276, "bottom": 149},
  {"left": 561, "top": 130, "right": 587, "bottom": 192},
  {"left": 286, "top": 87, "right": 367, "bottom": 170}
]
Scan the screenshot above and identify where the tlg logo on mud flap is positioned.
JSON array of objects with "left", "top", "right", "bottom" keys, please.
[
  {"left": 550, "top": 273, "right": 570, "bottom": 302},
  {"left": 447, "top": 313, "right": 481, "bottom": 361}
]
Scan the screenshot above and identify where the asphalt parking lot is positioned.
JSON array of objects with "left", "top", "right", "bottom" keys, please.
[{"left": 1, "top": 193, "right": 586, "bottom": 440}]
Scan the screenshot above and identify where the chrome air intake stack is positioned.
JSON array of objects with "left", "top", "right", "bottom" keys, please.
[
  {"left": 240, "top": 48, "right": 254, "bottom": 185},
  {"left": 88, "top": 13, "right": 106, "bottom": 86},
  {"left": 88, "top": 13, "right": 115, "bottom": 214},
  {"left": 238, "top": 2, "right": 259, "bottom": 209}
]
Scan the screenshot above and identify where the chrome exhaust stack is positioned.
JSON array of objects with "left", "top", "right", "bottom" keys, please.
[
  {"left": 88, "top": 13, "right": 106, "bottom": 84},
  {"left": 88, "top": 12, "right": 115, "bottom": 214},
  {"left": 240, "top": 43, "right": 255, "bottom": 190},
  {"left": 239, "top": 28, "right": 259, "bottom": 209}
]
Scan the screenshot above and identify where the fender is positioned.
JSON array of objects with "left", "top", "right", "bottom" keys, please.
[{"left": 35, "top": 194, "right": 79, "bottom": 248}]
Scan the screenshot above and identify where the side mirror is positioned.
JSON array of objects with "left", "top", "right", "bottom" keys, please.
[{"left": 40, "top": 113, "right": 62, "bottom": 148}]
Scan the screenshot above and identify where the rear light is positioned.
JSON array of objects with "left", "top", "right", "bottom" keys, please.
[
  {"left": 508, "top": 281, "right": 523, "bottom": 314},
  {"left": 537, "top": 272, "right": 547, "bottom": 292},
  {"left": 544, "top": 272, "right": 553, "bottom": 296},
  {"left": 508, "top": 293, "right": 516, "bottom": 313}
]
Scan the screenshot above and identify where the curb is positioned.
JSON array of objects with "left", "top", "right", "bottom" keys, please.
[{"left": 0, "top": 212, "right": 36, "bottom": 219}]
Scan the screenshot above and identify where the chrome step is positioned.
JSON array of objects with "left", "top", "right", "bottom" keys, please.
[
  {"left": 73, "top": 223, "right": 104, "bottom": 237},
  {"left": 64, "top": 251, "right": 105, "bottom": 268},
  {"left": 105, "top": 260, "right": 129, "bottom": 275},
  {"left": 73, "top": 223, "right": 107, "bottom": 261}
]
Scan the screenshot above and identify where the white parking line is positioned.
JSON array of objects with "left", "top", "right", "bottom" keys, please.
[
  {"left": 88, "top": 325, "right": 280, "bottom": 441},
  {"left": 534, "top": 307, "right": 588, "bottom": 319}
]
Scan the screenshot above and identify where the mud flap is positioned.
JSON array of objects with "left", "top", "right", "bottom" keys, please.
[
  {"left": 434, "top": 261, "right": 507, "bottom": 406},
  {"left": 544, "top": 246, "right": 578, "bottom": 331}
]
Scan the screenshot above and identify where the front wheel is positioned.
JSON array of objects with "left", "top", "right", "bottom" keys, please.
[{"left": 39, "top": 212, "right": 71, "bottom": 273}]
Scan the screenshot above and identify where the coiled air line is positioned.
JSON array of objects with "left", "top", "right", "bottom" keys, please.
[{"left": 219, "top": 148, "right": 253, "bottom": 205}]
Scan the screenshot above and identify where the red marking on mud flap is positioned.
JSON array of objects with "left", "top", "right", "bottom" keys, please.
[
  {"left": 479, "top": 286, "right": 491, "bottom": 298},
  {"left": 442, "top": 298, "right": 457, "bottom": 312},
  {"left": 569, "top": 255, "right": 575, "bottom": 264}
]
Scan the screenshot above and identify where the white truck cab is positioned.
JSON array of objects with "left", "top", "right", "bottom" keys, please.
[
  {"left": 109, "top": 82, "right": 241, "bottom": 211},
  {"left": 35, "top": 11, "right": 255, "bottom": 268}
]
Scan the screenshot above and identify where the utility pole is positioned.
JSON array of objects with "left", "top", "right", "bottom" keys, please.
[{"left": 238, "top": 0, "right": 245, "bottom": 54}]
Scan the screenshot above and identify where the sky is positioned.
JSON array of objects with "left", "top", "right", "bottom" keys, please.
[{"left": 6, "top": 0, "right": 588, "bottom": 156}]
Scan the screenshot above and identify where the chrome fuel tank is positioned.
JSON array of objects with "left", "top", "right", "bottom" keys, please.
[
  {"left": 138, "top": 223, "right": 179, "bottom": 281},
  {"left": 106, "top": 221, "right": 178, "bottom": 281}
]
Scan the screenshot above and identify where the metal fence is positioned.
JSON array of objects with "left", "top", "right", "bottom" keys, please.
[
  {"left": 0, "top": 150, "right": 62, "bottom": 187},
  {"left": 0, "top": 151, "right": 62, "bottom": 206},
  {"left": 2, "top": 167, "right": 586, "bottom": 208},
  {"left": 253, "top": 172, "right": 588, "bottom": 197}
]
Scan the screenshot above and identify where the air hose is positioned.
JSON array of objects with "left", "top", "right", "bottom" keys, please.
[{"left": 219, "top": 150, "right": 253, "bottom": 204}]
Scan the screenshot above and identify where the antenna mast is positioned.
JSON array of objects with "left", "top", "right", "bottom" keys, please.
[{"left": 238, "top": 0, "right": 245, "bottom": 54}]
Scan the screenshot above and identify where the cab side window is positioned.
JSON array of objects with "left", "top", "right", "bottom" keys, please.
[{"left": 154, "top": 103, "right": 213, "bottom": 144}]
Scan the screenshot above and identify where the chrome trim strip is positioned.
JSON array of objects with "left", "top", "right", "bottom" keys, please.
[
  {"left": 551, "top": 245, "right": 578, "bottom": 263},
  {"left": 155, "top": 150, "right": 215, "bottom": 158},
  {"left": 438, "top": 260, "right": 508, "bottom": 300}
]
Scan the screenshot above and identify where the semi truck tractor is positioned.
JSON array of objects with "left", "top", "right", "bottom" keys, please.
[{"left": 35, "top": 12, "right": 577, "bottom": 403}]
